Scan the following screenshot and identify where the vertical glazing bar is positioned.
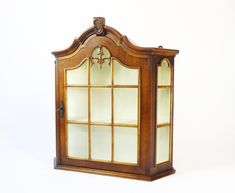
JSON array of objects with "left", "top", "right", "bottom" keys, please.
[
  {"left": 88, "top": 58, "right": 91, "bottom": 160},
  {"left": 64, "top": 69, "right": 69, "bottom": 157},
  {"left": 155, "top": 64, "right": 159, "bottom": 165},
  {"left": 137, "top": 68, "right": 140, "bottom": 164},
  {"left": 169, "top": 63, "right": 174, "bottom": 161},
  {"left": 111, "top": 58, "right": 114, "bottom": 162}
]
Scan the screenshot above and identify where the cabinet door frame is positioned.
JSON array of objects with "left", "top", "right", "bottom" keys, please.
[{"left": 55, "top": 36, "right": 152, "bottom": 175}]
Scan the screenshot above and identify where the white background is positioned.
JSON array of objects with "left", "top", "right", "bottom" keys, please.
[{"left": 0, "top": 0, "right": 235, "bottom": 192}]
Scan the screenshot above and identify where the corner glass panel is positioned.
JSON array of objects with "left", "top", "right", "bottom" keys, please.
[
  {"left": 157, "top": 88, "right": 171, "bottom": 124},
  {"left": 90, "top": 88, "right": 111, "bottom": 123},
  {"left": 156, "top": 58, "right": 172, "bottom": 165},
  {"left": 67, "top": 124, "right": 89, "bottom": 159},
  {"left": 113, "top": 59, "right": 138, "bottom": 85},
  {"left": 114, "top": 88, "right": 138, "bottom": 125},
  {"left": 114, "top": 127, "right": 137, "bottom": 164},
  {"left": 156, "top": 126, "right": 170, "bottom": 164},
  {"left": 91, "top": 125, "right": 112, "bottom": 161},
  {"left": 67, "top": 87, "right": 88, "bottom": 122},
  {"left": 158, "top": 59, "right": 171, "bottom": 85},
  {"left": 66, "top": 59, "right": 88, "bottom": 85}
]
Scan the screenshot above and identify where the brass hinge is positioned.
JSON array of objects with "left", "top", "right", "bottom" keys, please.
[{"left": 57, "top": 101, "right": 64, "bottom": 117}]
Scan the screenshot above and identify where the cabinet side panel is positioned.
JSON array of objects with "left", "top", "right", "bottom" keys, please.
[{"left": 150, "top": 56, "right": 175, "bottom": 175}]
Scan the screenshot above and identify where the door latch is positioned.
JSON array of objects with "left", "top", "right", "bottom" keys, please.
[{"left": 57, "top": 101, "right": 64, "bottom": 117}]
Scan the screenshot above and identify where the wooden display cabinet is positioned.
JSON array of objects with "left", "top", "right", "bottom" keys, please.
[{"left": 52, "top": 17, "right": 179, "bottom": 181}]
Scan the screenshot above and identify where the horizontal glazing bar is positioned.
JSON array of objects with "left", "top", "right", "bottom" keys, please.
[
  {"left": 67, "top": 120, "right": 138, "bottom": 128},
  {"left": 157, "top": 85, "right": 173, "bottom": 88},
  {"left": 66, "top": 85, "right": 88, "bottom": 87},
  {"left": 157, "top": 123, "right": 171, "bottom": 128},
  {"left": 113, "top": 85, "right": 138, "bottom": 88},
  {"left": 66, "top": 84, "right": 138, "bottom": 88}
]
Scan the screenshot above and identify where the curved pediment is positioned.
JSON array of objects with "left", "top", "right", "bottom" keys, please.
[{"left": 52, "top": 17, "right": 179, "bottom": 58}]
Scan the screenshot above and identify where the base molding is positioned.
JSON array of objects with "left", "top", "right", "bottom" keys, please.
[{"left": 54, "top": 158, "right": 175, "bottom": 181}]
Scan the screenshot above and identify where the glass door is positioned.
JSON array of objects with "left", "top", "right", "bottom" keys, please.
[{"left": 64, "top": 46, "right": 140, "bottom": 165}]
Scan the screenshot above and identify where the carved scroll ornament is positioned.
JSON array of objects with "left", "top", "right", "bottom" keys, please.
[{"left": 93, "top": 17, "right": 106, "bottom": 35}]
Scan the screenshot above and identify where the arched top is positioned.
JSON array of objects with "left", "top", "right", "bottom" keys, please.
[
  {"left": 159, "top": 58, "right": 171, "bottom": 67},
  {"left": 52, "top": 17, "right": 179, "bottom": 58},
  {"left": 158, "top": 58, "right": 172, "bottom": 86}
]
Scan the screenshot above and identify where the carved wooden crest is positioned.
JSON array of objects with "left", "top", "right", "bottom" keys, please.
[{"left": 93, "top": 17, "right": 105, "bottom": 35}]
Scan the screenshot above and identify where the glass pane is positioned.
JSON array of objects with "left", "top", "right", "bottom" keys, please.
[
  {"left": 156, "top": 126, "right": 170, "bottom": 164},
  {"left": 90, "top": 63, "right": 111, "bottom": 85},
  {"left": 91, "top": 125, "right": 111, "bottom": 161},
  {"left": 67, "top": 124, "right": 89, "bottom": 159},
  {"left": 90, "top": 46, "right": 111, "bottom": 85},
  {"left": 157, "top": 88, "right": 170, "bottom": 124},
  {"left": 114, "top": 127, "right": 137, "bottom": 164},
  {"left": 114, "top": 88, "right": 138, "bottom": 124},
  {"left": 113, "top": 59, "right": 138, "bottom": 85},
  {"left": 67, "top": 88, "right": 88, "bottom": 122},
  {"left": 66, "top": 59, "right": 88, "bottom": 85},
  {"left": 158, "top": 59, "right": 171, "bottom": 85},
  {"left": 91, "top": 88, "right": 111, "bottom": 123}
]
